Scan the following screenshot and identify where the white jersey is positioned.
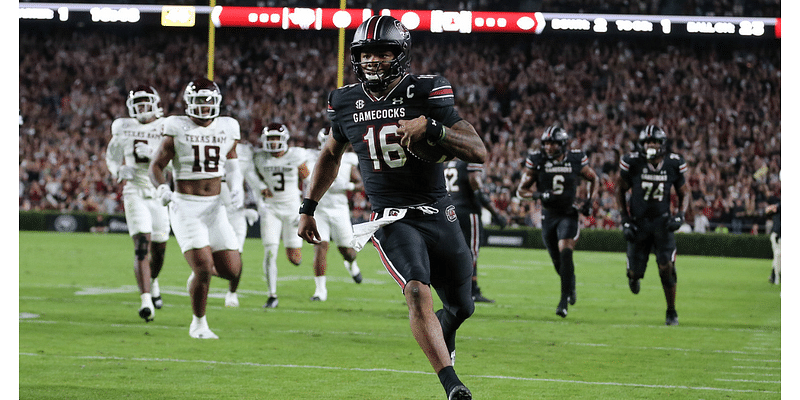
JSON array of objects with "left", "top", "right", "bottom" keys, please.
[
  {"left": 162, "top": 115, "right": 240, "bottom": 181},
  {"left": 250, "top": 147, "right": 308, "bottom": 206},
  {"left": 307, "top": 150, "right": 359, "bottom": 211},
  {"left": 106, "top": 117, "right": 166, "bottom": 191}
]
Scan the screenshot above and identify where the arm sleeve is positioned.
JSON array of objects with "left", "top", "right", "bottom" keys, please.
[
  {"left": 105, "top": 136, "right": 122, "bottom": 179},
  {"left": 225, "top": 158, "right": 244, "bottom": 193}
]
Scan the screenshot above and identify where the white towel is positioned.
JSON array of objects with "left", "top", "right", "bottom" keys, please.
[{"left": 350, "top": 208, "right": 408, "bottom": 252}]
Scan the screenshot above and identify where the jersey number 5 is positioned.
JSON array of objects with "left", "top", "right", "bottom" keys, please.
[{"left": 191, "top": 145, "right": 220, "bottom": 173}]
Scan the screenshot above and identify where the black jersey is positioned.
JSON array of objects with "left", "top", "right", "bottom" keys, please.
[
  {"left": 619, "top": 152, "right": 687, "bottom": 219},
  {"left": 524, "top": 149, "right": 588, "bottom": 214},
  {"left": 328, "top": 74, "right": 463, "bottom": 210},
  {"left": 444, "top": 159, "right": 482, "bottom": 214}
]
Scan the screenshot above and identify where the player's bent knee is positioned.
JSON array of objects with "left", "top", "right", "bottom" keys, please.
[
  {"left": 658, "top": 264, "right": 677, "bottom": 287},
  {"left": 134, "top": 235, "right": 149, "bottom": 261}
]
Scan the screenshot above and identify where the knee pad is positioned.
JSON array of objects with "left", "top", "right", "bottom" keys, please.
[{"left": 135, "top": 236, "right": 149, "bottom": 261}]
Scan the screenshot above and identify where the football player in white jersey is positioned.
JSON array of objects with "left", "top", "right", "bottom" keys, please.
[
  {"left": 149, "top": 78, "right": 244, "bottom": 339},
  {"left": 106, "top": 85, "right": 169, "bottom": 323},
  {"left": 245, "top": 123, "right": 309, "bottom": 308},
  {"left": 221, "top": 139, "right": 260, "bottom": 291},
  {"left": 303, "top": 128, "right": 363, "bottom": 302}
]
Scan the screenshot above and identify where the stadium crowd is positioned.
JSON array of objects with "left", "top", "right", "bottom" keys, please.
[{"left": 19, "top": 23, "right": 780, "bottom": 234}]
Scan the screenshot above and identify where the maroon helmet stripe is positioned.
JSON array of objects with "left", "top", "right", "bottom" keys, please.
[{"left": 366, "top": 16, "right": 381, "bottom": 40}]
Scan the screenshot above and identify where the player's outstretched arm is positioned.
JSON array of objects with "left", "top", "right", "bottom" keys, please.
[{"left": 298, "top": 136, "right": 346, "bottom": 245}]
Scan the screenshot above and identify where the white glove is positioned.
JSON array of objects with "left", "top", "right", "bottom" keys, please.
[
  {"left": 134, "top": 142, "right": 155, "bottom": 159},
  {"left": 244, "top": 208, "right": 259, "bottom": 226},
  {"left": 229, "top": 188, "right": 244, "bottom": 210},
  {"left": 117, "top": 165, "right": 135, "bottom": 182},
  {"left": 156, "top": 184, "right": 172, "bottom": 206}
]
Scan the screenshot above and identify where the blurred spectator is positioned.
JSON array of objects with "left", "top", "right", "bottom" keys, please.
[{"left": 694, "top": 208, "right": 710, "bottom": 233}]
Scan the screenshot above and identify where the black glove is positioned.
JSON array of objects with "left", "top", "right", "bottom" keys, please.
[
  {"left": 531, "top": 191, "right": 553, "bottom": 201},
  {"left": 580, "top": 199, "right": 592, "bottom": 217},
  {"left": 665, "top": 212, "right": 684, "bottom": 232},
  {"left": 622, "top": 220, "right": 638, "bottom": 242}
]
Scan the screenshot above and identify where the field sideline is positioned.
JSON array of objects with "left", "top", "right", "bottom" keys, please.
[{"left": 19, "top": 231, "right": 780, "bottom": 399}]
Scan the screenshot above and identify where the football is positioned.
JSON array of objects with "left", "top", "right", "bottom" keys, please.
[{"left": 406, "top": 139, "right": 454, "bottom": 163}]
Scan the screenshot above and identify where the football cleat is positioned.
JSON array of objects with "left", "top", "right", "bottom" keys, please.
[
  {"left": 665, "top": 309, "right": 679, "bottom": 326},
  {"left": 263, "top": 296, "right": 279, "bottom": 309},
  {"left": 189, "top": 326, "right": 219, "bottom": 339},
  {"left": 346, "top": 261, "right": 363, "bottom": 284},
  {"left": 152, "top": 296, "right": 163, "bottom": 310},
  {"left": 556, "top": 298, "right": 568, "bottom": 318},
  {"left": 225, "top": 291, "right": 239, "bottom": 308},
  {"left": 568, "top": 288, "right": 577, "bottom": 305},
  {"left": 472, "top": 292, "right": 495, "bottom": 303},
  {"left": 138, "top": 305, "right": 154, "bottom": 322},
  {"left": 628, "top": 277, "right": 640, "bottom": 294},
  {"left": 447, "top": 385, "right": 472, "bottom": 400},
  {"left": 310, "top": 289, "right": 327, "bottom": 302}
]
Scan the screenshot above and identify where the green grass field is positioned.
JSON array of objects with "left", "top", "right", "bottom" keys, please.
[{"left": 19, "top": 231, "right": 780, "bottom": 399}]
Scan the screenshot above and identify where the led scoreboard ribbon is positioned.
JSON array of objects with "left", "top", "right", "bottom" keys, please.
[
  {"left": 19, "top": 4, "right": 779, "bottom": 38},
  {"left": 210, "top": 7, "right": 546, "bottom": 34}
]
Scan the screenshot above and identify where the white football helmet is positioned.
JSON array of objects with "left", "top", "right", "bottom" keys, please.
[
  {"left": 262, "top": 123, "right": 290, "bottom": 153},
  {"left": 183, "top": 78, "right": 221, "bottom": 120},
  {"left": 126, "top": 85, "right": 163, "bottom": 123}
]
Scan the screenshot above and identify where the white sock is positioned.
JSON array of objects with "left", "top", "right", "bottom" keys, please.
[
  {"left": 347, "top": 260, "right": 360, "bottom": 276},
  {"left": 192, "top": 315, "right": 208, "bottom": 328},
  {"left": 140, "top": 293, "right": 153, "bottom": 308},
  {"left": 151, "top": 278, "right": 160, "bottom": 297},
  {"left": 315, "top": 275, "right": 327, "bottom": 292},
  {"left": 264, "top": 246, "right": 279, "bottom": 296}
]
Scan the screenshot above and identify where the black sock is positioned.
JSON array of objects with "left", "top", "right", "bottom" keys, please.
[
  {"left": 437, "top": 366, "right": 462, "bottom": 394},
  {"left": 435, "top": 309, "right": 457, "bottom": 353},
  {"left": 559, "top": 249, "right": 575, "bottom": 299}
]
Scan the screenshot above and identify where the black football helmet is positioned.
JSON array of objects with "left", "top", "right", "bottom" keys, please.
[
  {"left": 540, "top": 124, "right": 569, "bottom": 159},
  {"left": 126, "top": 85, "right": 162, "bottom": 123},
  {"left": 183, "top": 78, "right": 222, "bottom": 120},
  {"left": 638, "top": 125, "right": 667, "bottom": 159},
  {"left": 350, "top": 16, "right": 411, "bottom": 91}
]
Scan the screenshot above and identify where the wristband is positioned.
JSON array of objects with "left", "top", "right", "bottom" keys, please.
[
  {"left": 299, "top": 198, "right": 318, "bottom": 216},
  {"left": 425, "top": 118, "right": 446, "bottom": 144}
]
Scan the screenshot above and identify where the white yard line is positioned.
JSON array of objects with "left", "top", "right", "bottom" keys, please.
[{"left": 19, "top": 352, "right": 779, "bottom": 395}]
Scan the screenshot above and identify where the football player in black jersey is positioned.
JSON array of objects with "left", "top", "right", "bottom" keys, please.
[
  {"left": 517, "top": 125, "right": 599, "bottom": 319},
  {"left": 444, "top": 159, "right": 508, "bottom": 303},
  {"left": 298, "top": 16, "right": 484, "bottom": 400},
  {"left": 615, "top": 125, "right": 690, "bottom": 326}
]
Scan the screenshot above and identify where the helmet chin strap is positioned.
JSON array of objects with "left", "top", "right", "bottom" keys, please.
[{"left": 645, "top": 148, "right": 659, "bottom": 159}]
